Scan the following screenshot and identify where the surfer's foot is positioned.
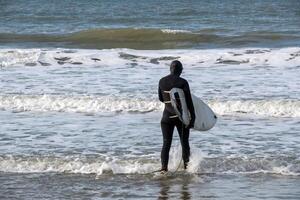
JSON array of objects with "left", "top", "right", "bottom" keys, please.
[
  {"left": 159, "top": 168, "right": 168, "bottom": 174},
  {"left": 184, "top": 162, "right": 188, "bottom": 170}
]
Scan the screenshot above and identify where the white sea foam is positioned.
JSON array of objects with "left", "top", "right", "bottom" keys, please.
[
  {"left": 0, "top": 154, "right": 299, "bottom": 176},
  {"left": 161, "top": 29, "right": 192, "bottom": 34},
  {"left": 0, "top": 95, "right": 162, "bottom": 113},
  {"left": 1, "top": 47, "right": 299, "bottom": 68},
  {"left": 210, "top": 99, "right": 300, "bottom": 118},
  {"left": 0, "top": 95, "right": 299, "bottom": 117},
  {"left": 0, "top": 50, "right": 40, "bottom": 67}
]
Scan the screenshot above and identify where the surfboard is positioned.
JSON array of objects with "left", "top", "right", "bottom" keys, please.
[{"left": 169, "top": 88, "right": 217, "bottom": 131}]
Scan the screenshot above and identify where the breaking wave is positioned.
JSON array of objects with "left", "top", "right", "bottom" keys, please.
[
  {"left": 0, "top": 95, "right": 299, "bottom": 118},
  {"left": 1, "top": 47, "right": 300, "bottom": 68},
  {"left": 0, "top": 95, "right": 161, "bottom": 113},
  {"left": 210, "top": 100, "right": 300, "bottom": 118},
  {"left": 0, "top": 154, "right": 299, "bottom": 176}
]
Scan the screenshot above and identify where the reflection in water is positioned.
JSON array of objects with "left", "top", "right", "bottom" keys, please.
[
  {"left": 158, "top": 176, "right": 191, "bottom": 200},
  {"left": 158, "top": 179, "right": 170, "bottom": 200},
  {"left": 181, "top": 181, "right": 191, "bottom": 200}
]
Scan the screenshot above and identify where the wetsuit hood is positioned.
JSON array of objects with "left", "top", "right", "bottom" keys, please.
[{"left": 170, "top": 60, "right": 182, "bottom": 76}]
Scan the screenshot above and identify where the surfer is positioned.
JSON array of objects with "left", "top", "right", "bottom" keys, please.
[{"left": 158, "top": 60, "right": 195, "bottom": 173}]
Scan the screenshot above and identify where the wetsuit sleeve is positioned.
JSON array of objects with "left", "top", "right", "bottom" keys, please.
[
  {"left": 158, "top": 84, "right": 163, "bottom": 102},
  {"left": 183, "top": 81, "right": 195, "bottom": 125}
]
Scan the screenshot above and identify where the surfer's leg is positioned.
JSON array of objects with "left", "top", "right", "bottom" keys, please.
[
  {"left": 176, "top": 121, "right": 190, "bottom": 168},
  {"left": 160, "top": 121, "right": 175, "bottom": 171}
]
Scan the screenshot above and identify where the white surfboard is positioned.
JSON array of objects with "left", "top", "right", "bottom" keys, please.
[{"left": 169, "top": 88, "right": 217, "bottom": 131}]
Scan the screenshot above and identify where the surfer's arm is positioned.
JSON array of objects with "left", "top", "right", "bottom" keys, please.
[
  {"left": 158, "top": 85, "right": 164, "bottom": 102},
  {"left": 183, "top": 81, "right": 195, "bottom": 126}
]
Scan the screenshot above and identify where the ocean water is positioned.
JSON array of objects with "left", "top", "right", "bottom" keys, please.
[
  {"left": 1, "top": 0, "right": 300, "bottom": 49},
  {"left": 1, "top": 1, "right": 300, "bottom": 200}
]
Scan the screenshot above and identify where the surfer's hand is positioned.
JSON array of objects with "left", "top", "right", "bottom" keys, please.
[
  {"left": 186, "top": 124, "right": 193, "bottom": 129},
  {"left": 186, "top": 122, "right": 194, "bottom": 129},
  {"left": 186, "top": 118, "right": 195, "bottom": 129}
]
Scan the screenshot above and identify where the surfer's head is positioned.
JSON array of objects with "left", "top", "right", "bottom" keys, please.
[{"left": 170, "top": 60, "right": 183, "bottom": 76}]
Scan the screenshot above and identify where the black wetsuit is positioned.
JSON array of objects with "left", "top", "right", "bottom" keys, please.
[{"left": 158, "top": 74, "right": 195, "bottom": 170}]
